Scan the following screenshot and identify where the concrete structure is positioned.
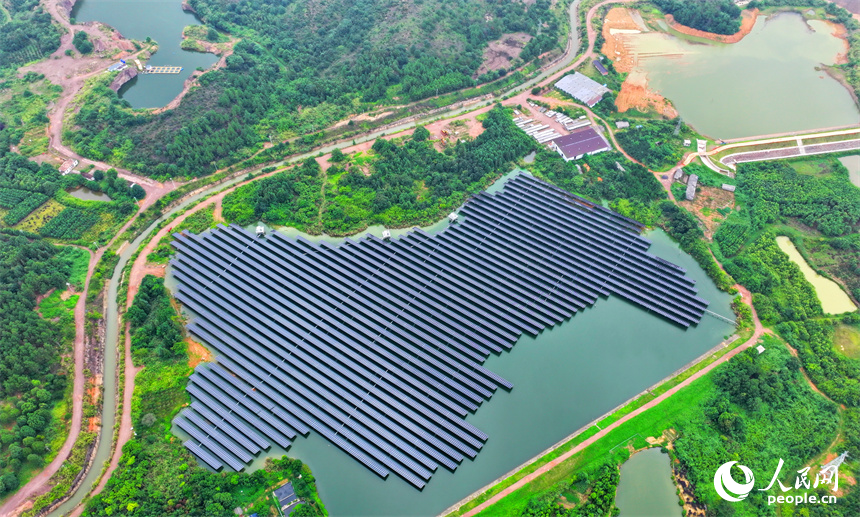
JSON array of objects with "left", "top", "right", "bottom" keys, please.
[
  {"left": 59, "top": 159, "right": 78, "bottom": 175},
  {"left": 555, "top": 73, "right": 611, "bottom": 107},
  {"left": 551, "top": 127, "right": 611, "bottom": 161},
  {"left": 722, "top": 184, "right": 736, "bottom": 192},
  {"left": 686, "top": 175, "right": 698, "bottom": 201},
  {"left": 615, "top": 121, "right": 630, "bottom": 129}
]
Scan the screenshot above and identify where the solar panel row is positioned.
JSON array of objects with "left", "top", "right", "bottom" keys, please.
[{"left": 171, "top": 174, "right": 710, "bottom": 488}]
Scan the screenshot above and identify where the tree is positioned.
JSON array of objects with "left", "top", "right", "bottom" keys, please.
[
  {"left": 93, "top": 169, "right": 104, "bottom": 181},
  {"left": 73, "top": 31, "right": 94, "bottom": 55},
  {"left": 330, "top": 148, "right": 345, "bottom": 163},
  {"left": 412, "top": 125, "right": 430, "bottom": 142},
  {"left": 130, "top": 183, "right": 146, "bottom": 199}
]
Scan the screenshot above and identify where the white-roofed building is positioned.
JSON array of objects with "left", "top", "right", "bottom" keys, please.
[{"left": 555, "top": 73, "right": 611, "bottom": 107}]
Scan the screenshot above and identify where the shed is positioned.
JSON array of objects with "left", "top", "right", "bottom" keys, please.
[
  {"left": 673, "top": 168, "right": 684, "bottom": 181},
  {"left": 550, "top": 126, "right": 611, "bottom": 161},
  {"left": 685, "top": 175, "right": 698, "bottom": 201},
  {"left": 554, "top": 73, "right": 611, "bottom": 107},
  {"left": 721, "top": 184, "right": 736, "bottom": 192},
  {"left": 615, "top": 121, "right": 629, "bottom": 129},
  {"left": 592, "top": 59, "right": 609, "bottom": 76}
]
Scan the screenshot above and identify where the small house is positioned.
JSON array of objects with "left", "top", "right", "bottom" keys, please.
[{"left": 685, "top": 175, "right": 698, "bottom": 201}]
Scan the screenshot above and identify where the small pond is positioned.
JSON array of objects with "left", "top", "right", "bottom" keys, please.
[
  {"left": 776, "top": 236, "right": 856, "bottom": 314},
  {"left": 615, "top": 448, "right": 681, "bottom": 517},
  {"left": 837, "top": 155, "right": 860, "bottom": 187},
  {"left": 68, "top": 186, "right": 112, "bottom": 202}
]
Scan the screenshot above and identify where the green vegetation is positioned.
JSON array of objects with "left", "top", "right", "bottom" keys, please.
[
  {"left": 614, "top": 120, "right": 689, "bottom": 171},
  {"left": 736, "top": 160, "right": 860, "bottom": 237},
  {"left": 65, "top": 0, "right": 561, "bottom": 178},
  {"left": 0, "top": 150, "right": 139, "bottom": 246},
  {"left": 148, "top": 206, "right": 216, "bottom": 263},
  {"left": 72, "top": 31, "right": 93, "bottom": 55},
  {"left": 223, "top": 105, "right": 536, "bottom": 234},
  {"left": 83, "top": 275, "right": 325, "bottom": 516},
  {"left": 0, "top": 231, "right": 80, "bottom": 497},
  {"left": 0, "top": 0, "right": 61, "bottom": 69},
  {"left": 654, "top": 0, "right": 741, "bottom": 35},
  {"left": 476, "top": 341, "right": 840, "bottom": 516},
  {"left": 660, "top": 201, "right": 735, "bottom": 291},
  {"left": 0, "top": 71, "right": 61, "bottom": 157},
  {"left": 2, "top": 191, "right": 49, "bottom": 225}
]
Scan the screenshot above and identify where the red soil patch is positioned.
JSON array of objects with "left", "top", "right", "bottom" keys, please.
[
  {"left": 186, "top": 337, "right": 212, "bottom": 368},
  {"left": 823, "top": 20, "right": 850, "bottom": 64},
  {"left": 615, "top": 70, "right": 678, "bottom": 117},
  {"left": 665, "top": 9, "right": 758, "bottom": 44}
]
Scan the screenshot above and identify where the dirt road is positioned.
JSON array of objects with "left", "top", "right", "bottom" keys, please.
[{"left": 458, "top": 284, "right": 763, "bottom": 517}]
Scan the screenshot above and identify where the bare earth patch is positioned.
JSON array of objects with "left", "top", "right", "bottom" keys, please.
[
  {"left": 187, "top": 337, "right": 212, "bottom": 368},
  {"left": 475, "top": 32, "right": 532, "bottom": 77},
  {"left": 678, "top": 186, "right": 735, "bottom": 239}
]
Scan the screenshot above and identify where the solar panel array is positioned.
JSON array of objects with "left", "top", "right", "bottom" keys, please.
[{"left": 170, "top": 174, "right": 709, "bottom": 488}]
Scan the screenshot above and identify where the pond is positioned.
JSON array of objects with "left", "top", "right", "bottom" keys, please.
[
  {"left": 776, "top": 236, "right": 856, "bottom": 315},
  {"left": 633, "top": 12, "right": 859, "bottom": 139},
  {"left": 615, "top": 448, "right": 681, "bottom": 517},
  {"left": 837, "top": 155, "right": 860, "bottom": 187},
  {"left": 167, "top": 216, "right": 736, "bottom": 516},
  {"left": 68, "top": 186, "right": 112, "bottom": 202},
  {"left": 71, "top": 0, "right": 218, "bottom": 108}
]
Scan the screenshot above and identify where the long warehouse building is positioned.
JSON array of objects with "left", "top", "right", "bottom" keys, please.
[{"left": 170, "top": 174, "right": 710, "bottom": 489}]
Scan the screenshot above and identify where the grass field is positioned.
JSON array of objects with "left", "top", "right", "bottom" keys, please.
[
  {"left": 57, "top": 246, "right": 90, "bottom": 289},
  {"left": 14, "top": 199, "right": 64, "bottom": 233},
  {"left": 788, "top": 156, "right": 837, "bottom": 177},
  {"left": 834, "top": 324, "right": 860, "bottom": 359}
]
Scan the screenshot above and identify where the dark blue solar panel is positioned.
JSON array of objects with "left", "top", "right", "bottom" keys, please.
[{"left": 174, "top": 174, "right": 710, "bottom": 488}]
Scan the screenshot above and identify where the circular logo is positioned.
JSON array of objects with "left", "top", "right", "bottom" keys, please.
[{"left": 714, "top": 461, "right": 756, "bottom": 502}]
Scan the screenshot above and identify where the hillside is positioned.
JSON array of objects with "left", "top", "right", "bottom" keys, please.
[{"left": 67, "top": 0, "right": 560, "bottom": 178}]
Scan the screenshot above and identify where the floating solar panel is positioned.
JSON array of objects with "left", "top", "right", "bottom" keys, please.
[{"left": 171, "top": 173, "right": 709, "bottom": 488}]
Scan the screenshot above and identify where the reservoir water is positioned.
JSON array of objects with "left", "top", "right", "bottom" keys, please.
[
  {"left": 775, "top": 236, "right": 856, "bottom": 315},
  {"left": 635, "top": 13, "right": 859, "bottom": 139},
  {"left": 615, "top": 448, "right": 680, "bottom": 517},
  {"left": 169, "top": 220, "right": 735, "bottom": 516},
  {"left": 71, "top": 0, "right": 218, "bottom": 108}
]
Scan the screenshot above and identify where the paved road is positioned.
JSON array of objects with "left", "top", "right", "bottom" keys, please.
[{"left": 458, "top": 284, "right": 763, "bottom": 517}]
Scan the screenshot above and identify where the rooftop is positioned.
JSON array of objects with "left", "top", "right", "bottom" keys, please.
[
  {"left": 555, "top": 72, "right": 611, "bottom": 106},
  {"left": 552, "top": 127, "right": 611, "bottom": 159},
  {"left": 686, "top": 174, "right": 699, "bottom": 201},
  {"left": 273, "top": 483, "right": 298, "bottom": 509}
]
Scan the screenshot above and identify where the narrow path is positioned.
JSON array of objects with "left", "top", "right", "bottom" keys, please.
[
  {"left": 0, "top": 195, "right": 160, "bottom": 517},
  {"left": 459, "top": 287, "right": 763, "bottom": 517},
  {"left": 66, "top": 166, "right": 286, "bottom": 516}
]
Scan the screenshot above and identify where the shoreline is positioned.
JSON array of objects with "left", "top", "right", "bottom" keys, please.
[{"left": 665, "top": 8, "right": 759, "bottom": 44}]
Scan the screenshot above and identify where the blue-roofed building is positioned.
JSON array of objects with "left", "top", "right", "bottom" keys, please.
[
  {"left": 593, "top": 59, "right": 608, "bottom": 76},
  {"left": 273, "top": 482, "right": 299, "bottom": 513}
]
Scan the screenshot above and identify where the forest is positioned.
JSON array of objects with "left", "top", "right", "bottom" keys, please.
[
  {"left": 67, "top": 0, "right": 560, "bottom": 179},
  {"left": 0, "top": 231, "right": 76, "bottom": 497},
  {"left": 223, "top": 105, "right": 536, "bottom": 234},
  {"left": 653, "top": 0, "right": 742, "bottom": 35},
  {"left": 0, "top": 0, "right": 61, "bottom": 69},
  {"left": 736, "top": 160, "right": 860, "bottom": 237},
  {"left": 613, "top": 119, "right": 687, "bottom": 171},
  {"left": 85, "top": 275, "right": 325, "bottom": 516}
]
